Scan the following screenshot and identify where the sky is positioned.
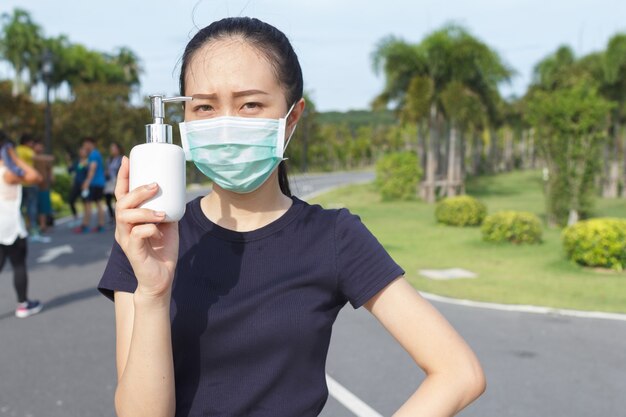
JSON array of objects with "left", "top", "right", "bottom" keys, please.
[{"left": 2, "top": 0, "right": 626, "bottom": 112}]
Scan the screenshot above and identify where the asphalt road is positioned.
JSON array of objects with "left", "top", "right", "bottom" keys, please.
[{"left": 1, "top": 170, "right": 625, "bottom": 417}]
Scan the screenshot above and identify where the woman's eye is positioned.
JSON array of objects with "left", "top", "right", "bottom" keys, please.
[
  {"left": 194, "top": 105, "right": 213, "bottom": 112},
  {"left": 242, "top": 102, "right": 262, "bottom": 111}
]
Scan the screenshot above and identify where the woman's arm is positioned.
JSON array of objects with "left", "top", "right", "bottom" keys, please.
[
  {"left": 2, "top": 150, "right": 42, "bottom": 185},
  {"left": 112, "top": 157, "right": 179, "bottom": 417},
  {"left": 82, "top": 160, "right": 96, "bottom": 190},
  {"left": 364, "top": 277, "right": 486, "bottom": 416},
  {"left": 114, "top": 291, "right": 175, "bottom": 417}
]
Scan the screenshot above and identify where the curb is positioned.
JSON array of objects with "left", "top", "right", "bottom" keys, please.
[{"left": 420, "top": 292, "right": 626, "bottom": 322}]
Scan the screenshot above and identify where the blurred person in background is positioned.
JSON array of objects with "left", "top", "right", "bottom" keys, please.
[
  {"left": 0, "top": 130, "right": 44, "bottom": 318},
  {"left": 66, "top": 146, "right": 89, "bottom": 226},
  {"left": 74, "top": 137, "right": 106, "bottom": 233},
  {"left": 15, "top": 134, "right": 44, "bottom": 241},
  {"left": 104, "top": 142, "right": 123, "bottom": 222},
  {"left": 32, "top": 140, "right": 54, "bottom": 236}
]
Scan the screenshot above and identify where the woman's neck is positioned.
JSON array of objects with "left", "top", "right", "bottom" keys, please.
[{"left": 200, "top": 171, "right": 293, "bottom": 232}]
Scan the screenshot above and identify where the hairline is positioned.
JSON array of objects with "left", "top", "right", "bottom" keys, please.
[{"left": 183, "top": 33, "right": 294, "bottom": 107}]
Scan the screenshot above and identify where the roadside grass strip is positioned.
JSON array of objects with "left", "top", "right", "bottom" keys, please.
[{"left": 310, "top": 171, "right": 626, "bottom": 314}]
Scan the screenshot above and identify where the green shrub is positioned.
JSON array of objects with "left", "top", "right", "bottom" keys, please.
[
  {"left": 481, "top": 211, "right": 542, "bottom": 244},
  {"left": 562, "top": 218, "right": 626, "bottom": 271},
  {"left": 375, "top": 152, "right": 421, "bottom": 201},
  {"left": 52, "top": 172, "right": 72, "bottom": 202},
  {"left": 435, "top": 195, "right": 487, "bottom": 227}
]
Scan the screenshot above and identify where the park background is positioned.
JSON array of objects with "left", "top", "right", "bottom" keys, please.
[
  {"left": 2, "top": 0, "right": 626, "bottom": 312},
  {"left": 1, "top": 2, "right": 626, "bottom": 416}
]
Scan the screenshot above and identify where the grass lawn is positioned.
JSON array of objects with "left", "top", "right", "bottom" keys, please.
[{"left": 310, "top": 170, "right": 626, "bottom": 313}]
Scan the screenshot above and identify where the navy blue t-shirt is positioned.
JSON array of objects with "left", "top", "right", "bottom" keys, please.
[{"left": 98, "top": 196, "right": 404, "bottom": 417}]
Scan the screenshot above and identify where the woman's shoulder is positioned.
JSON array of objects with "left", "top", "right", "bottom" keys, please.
[{"left": 291, "top": 197, "right": 363, "bottom": 234}]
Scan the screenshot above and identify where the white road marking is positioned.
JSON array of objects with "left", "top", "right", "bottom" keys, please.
[
  {"left": 36, "top": 245, "right": 74, "bottom": 263},
  {"left": 421, "top": 292, "right": 626, "bottom": 322},
  {"left": 326, "top": 374, "right": 383, "bottom": 417}
]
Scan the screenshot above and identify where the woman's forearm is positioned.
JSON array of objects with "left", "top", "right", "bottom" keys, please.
[
  {"left": 393, "top": 370, "right": 485, "bottom": 417},
  {"left": 115, "top": 291, "right": 175, "bottom": 417}
]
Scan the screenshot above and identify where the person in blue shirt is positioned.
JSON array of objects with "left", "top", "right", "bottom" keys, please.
[
  {"left": 99, "top": 17, "right": 485, "bottom": 417},
  {"left": 74, "top": 137, "right": 106, "bottom": 233}
]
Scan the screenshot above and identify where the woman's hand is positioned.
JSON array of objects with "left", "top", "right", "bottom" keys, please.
[{"left": 114, "top": 156, "right": 179, "bottom": 299}]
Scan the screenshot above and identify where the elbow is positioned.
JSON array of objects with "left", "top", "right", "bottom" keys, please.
[
  {"left": 469, "top": 361, "right": 487, "bottom": 400},
  {"left": 458, "top": 356, "right": 486, "bottom": 408},
  {"left": 31, "top": 173, "right": 43, "bottom": 185}
]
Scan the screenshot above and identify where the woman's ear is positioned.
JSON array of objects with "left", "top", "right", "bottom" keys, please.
[{"left": 287, "top": 98, "right": 306, "bottom": 131}]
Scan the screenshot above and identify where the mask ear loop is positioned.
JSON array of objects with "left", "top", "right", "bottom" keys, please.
[{"left": 282, "top": 103, "right": 298, "bottom": 153}]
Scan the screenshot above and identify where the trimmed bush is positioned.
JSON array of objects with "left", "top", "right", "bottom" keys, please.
[
  {"left": 52, "top": 172, "right": 72, "bottom": 202},
  {"left": 375, "top": 152, "right": 422, "bottom": 201},
  {"left": 562, "top": 218, "right": 626, "bottom": 271},
  {"left": 435, "top": 195, "right": 487, "bottom": 227},
  {"left": 481, "top": 211, "right": 542, "bottom": 244},
  {"left": 50, "top": 191, "right": 65, "bottom": 213}
]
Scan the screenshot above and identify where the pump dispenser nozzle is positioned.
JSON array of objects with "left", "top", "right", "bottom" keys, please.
[{"left": 146, "top": 95, "right": 192, "bottom": 144}]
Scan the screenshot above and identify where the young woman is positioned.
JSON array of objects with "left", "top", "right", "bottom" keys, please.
[
  {"left": 0, "top": 131, "right": 44, "bottom": 318},
  {"left": 104, "top": 142, "right": 123, "bottom": 221},
  {"left": 98, "top": 17, "right": 485, "bottom": 417}
]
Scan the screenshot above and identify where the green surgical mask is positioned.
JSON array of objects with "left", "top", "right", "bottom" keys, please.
[{"left": 180, "top": 105, "right": 296, "bottom": 193}]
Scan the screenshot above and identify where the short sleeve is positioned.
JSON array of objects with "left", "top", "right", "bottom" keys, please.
[
  {"left": 98, "top": 240, "right": 138, "bottom": 301},
  {"left": 335, "top": 208, "right": 405, "bottom": 309}
]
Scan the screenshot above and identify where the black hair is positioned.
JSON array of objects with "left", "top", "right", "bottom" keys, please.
[
  {"left": 20, "top": 133, "right": 34, "bottom": 146},
  {"left": 0, "top": 130, "right": 8, "bottom": 147},
  {"left": 82, "top": 137, "right": 97, "bottom": 145},
  {"left": 110, "top": 141, "right": 124, "bottom": 155},
  {"left": 179, "top": 17, "right": 303, "bottom": 197}
]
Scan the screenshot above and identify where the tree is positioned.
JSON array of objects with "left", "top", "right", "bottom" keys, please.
[
  {"left": 527, "top": 82, "right": 613, "bottom": 226},
  {"left": 372, "top": 25, "right": 512, "bottom": 202},
  {"left": 0, "top": 8, "right": 44, "bottom": 96},
  {"left": 602, "top": 34, "right": 626, "bottom": 198},
  {"left": 531, "top": 40, "right": 626, "bottom": 199},
  {"left": 53, "top": 83, "right": 148, "bottom": 159}
]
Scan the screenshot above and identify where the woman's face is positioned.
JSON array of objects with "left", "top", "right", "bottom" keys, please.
[
  {"left": 183, "top": 38, "right": 289, "bottom": 122},
  {"left": 110, "top": 143, "right": 120, "bottom": 156}
]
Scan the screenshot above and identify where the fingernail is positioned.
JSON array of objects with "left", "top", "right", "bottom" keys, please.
[
  {"left": 146, "top": 182, "right": 158, "bottom": 190},
  {"left": 154, "top": 211, "right": 166, "bottom": 217}
]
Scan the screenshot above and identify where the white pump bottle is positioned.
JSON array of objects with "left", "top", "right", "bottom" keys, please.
[{"left": 129, "top": 95, "right": 191, "bottom": 222}]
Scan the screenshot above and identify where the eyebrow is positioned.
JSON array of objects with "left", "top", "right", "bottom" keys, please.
[{"left": 192, "top": 90, "right": 269, "bottom": 100}]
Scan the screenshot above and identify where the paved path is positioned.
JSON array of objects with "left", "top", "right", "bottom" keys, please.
[{"left": 1, "top": 170, "right": 625, "bottom": 416}]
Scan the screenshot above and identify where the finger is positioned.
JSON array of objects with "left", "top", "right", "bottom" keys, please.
[
  {"left": 116, "top": 182, "right": 159, "bottom": 211},
  {"left": 130, "top": 223, "right": 163, "bottom": 240},
  {"left": 114, "top": 156, "right": 130, "bottom": 201},
  {"left": 128, "top": 223, "right": 163, "bottom": 252},
  {"left": 116, "top": 208, "right": 166, "bottom": 226}
]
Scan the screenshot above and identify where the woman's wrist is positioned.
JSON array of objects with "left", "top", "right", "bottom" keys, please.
[{"left": 134, "top": 286, "right": 172, "bottom": 309}]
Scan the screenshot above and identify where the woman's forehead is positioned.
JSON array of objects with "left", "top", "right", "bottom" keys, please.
[{"left": 185, "top": 38, "right": 279, "bottom": 93}]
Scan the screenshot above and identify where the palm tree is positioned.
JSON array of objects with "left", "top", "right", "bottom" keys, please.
[
  {"left": 372, "top": 25, "right": 512, "bottom": 202},
  {"left": 113, "top": 47, "right": 142, "bottom": 87},
  {"left": 602, "top": 34, "right": 626, "bottom": 197},
  {"left": 0, "top": 8, "right": 44, "bottom": 96}
]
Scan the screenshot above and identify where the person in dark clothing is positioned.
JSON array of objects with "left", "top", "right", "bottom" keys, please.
[
  {"left": 104, "top": 142, "right": 123, "bottom": 221},
  {"left": 67, "top": 146, "right": 89, "bottom": 221},
  {"left": 98, "top": 17, "right": 485, "bottom": 417}
]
